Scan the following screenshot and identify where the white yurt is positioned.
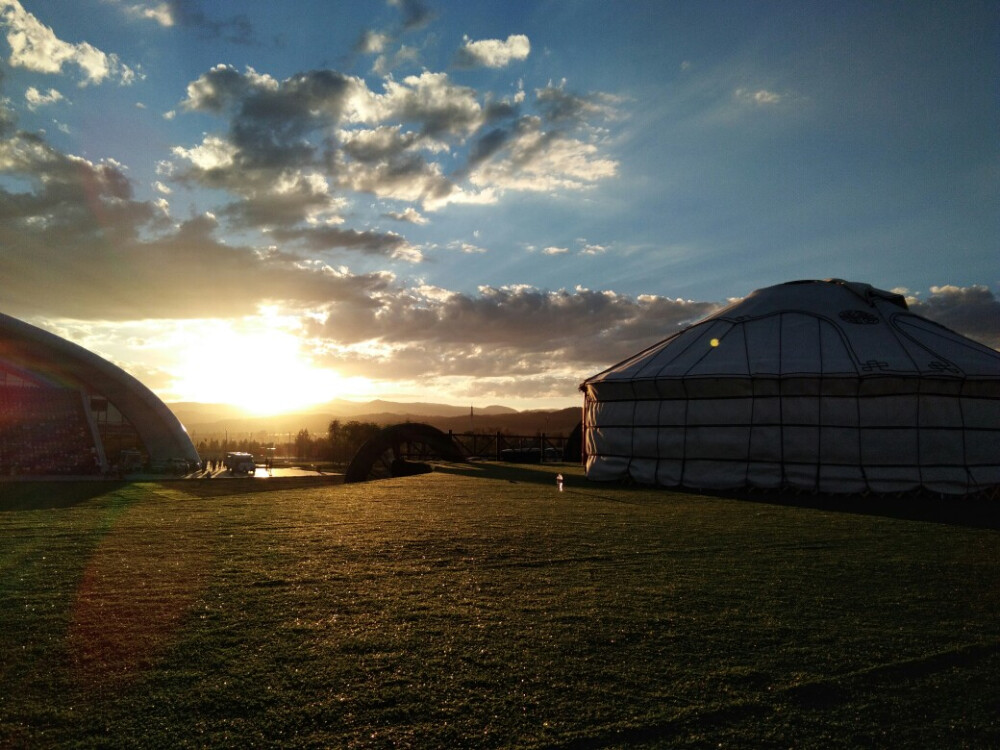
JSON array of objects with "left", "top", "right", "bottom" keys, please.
[{"left": 580, "top": 279, "right": 1000, "bottom": 495}]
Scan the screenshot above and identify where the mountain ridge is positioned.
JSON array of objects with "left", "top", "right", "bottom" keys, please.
[{"left": 167, "top": 399, "right": 580, "bottom": 440}]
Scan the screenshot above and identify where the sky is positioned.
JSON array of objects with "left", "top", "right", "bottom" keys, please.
[{"left": 0, "top": 0, "right": 997, "bottom": 414}]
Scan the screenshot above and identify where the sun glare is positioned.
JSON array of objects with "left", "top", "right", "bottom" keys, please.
[{"left": 170, "top": 325, "right": 366, "bottom": 415}]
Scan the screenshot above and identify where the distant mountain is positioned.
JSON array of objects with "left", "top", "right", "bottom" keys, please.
[
  {"left": 167, "top": 399, "right": 547, "bottom": 440},
  {"left": 316, "top": 399, "right": 517, "bottom": 419}
]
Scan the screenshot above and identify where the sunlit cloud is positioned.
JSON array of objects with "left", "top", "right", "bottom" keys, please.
[
  {"left": 24, "top": 86, "right": 64, "bottom": 109},
  {"left": 384, "top": 206, "right": 428, "bottom": 224},
  {"left": 1, "top": 0, "right": 138, "bottom": 85},
  {"left": 113, "top": 1, "right": 174, "bottom": 27},
  {"left": 455, "top": 34, "right": 530, "bottom": 69}
]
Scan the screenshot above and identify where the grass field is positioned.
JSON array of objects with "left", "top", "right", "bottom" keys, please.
[{"left": 1, "top": 463, "right": 998, "bottom": 748}]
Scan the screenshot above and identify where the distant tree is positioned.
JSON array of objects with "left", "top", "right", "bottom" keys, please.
[
  {"left": 328, "top": 419, "right": 343, "bottom": 464},
  {"left": 295, "top": 428, "right": 312, "bottom": 459},
  {"left": 327, "top": 420, "right": 382, "bottom": 465}
]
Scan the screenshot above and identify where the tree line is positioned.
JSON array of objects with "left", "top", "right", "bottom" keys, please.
[{"left": 195, "top": 420, "right": 382, "bottom": 467}]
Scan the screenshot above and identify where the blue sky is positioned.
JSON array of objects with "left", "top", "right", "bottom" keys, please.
[{"left": 0, "top": 0, "right": 997, "bottom": 412}]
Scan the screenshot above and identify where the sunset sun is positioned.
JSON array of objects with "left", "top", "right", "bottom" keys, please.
[{"left": 169, "top": 326, "right": 363, "bottom": 416}]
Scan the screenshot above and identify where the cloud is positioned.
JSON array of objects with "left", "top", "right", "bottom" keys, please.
[
  {"left": 356, "top": 29, "right": 390, "bottom": 54},
  {"left": 579, "top": 241, "right": 607, "bottom": 255},
  {"left": 389, "top": 0, "right": 434, "bottom": 32},
  {"left": 384, "top": 206, "right": 428, "bottom": 224},
  {"left": 372, "top": 44, "right": 421, "bottom": 76},
  {"left": 24, "top": 86, "right": 64, "bottom": 109},
  {"left": 114, "top": 0, "right": 254, "bottom": 43},
  {"left": 468, "top": 115, "right": 618, "bottom": 192},
  {"left": 303, "top": 279, "right": 1000, "bottom": 394},
  {"left": 114, "top": 1, "right": 174, "bottom": 27},
  {"left": 1, "top": 0, "right": 138, "bottom": 85},
  {"left": 535, "top": 81, "right": 620, "bottom": 124},
  {"left": 907, "top": 284, "right": 1000, "bottom": 349},
  {"left": 0, "top": 122, "right": 400, "bottom": 320},
  {"left": 447, "top": 241, "right": 487, "bottom": 254},
  {"left": 171, "top": 62, "right": 621, "bottom": 215},
  {"left": 734, "top": 87, "right": 784, "bottom": 106},
  {"left": 369, "top": 71, "right": 484, "bottom": 138},
  {"left": 309, "top": 284, "right": 718, "bottom": 365},
  {"left": 269, "top": 225, "right": 422, "bottom": 262},
  {"left": 543, "top": 246, "right": 568, "bottom": 255},
  {"left": 455, "top": 34, "right": 530, "bottom": 69}
]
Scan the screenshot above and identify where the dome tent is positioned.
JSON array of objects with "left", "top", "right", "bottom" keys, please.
[
  {"left": 580, "top": 279, "right": 1000, "bottom": 495},
  {"left": 0, "top": 311, "right": 200, "bottom": 473}
]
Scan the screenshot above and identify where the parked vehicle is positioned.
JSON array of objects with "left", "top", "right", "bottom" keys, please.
[{"left": 224, "top": 451, "right": 256, "bottom": 475}]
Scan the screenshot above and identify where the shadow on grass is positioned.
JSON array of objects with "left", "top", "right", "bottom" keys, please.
[
  {"left": 697, "top": 486, "right": 1000, "bottom": 530},
  {"left": 434, "top": 462, "right": 1000, "bottom": 529},
  {"left": 0, "top": 480, "right": 128, "bottom": 511},
  {"left": 434, "top": 461, "right": 682, "bottom": 506},
  {"left": 0, "top": 475, "right": 346, "bottom": 509},
  {"left": 177, "top": 475, "right": 344, "bottom": 499},
  {"left": 436, "top": 460, "right": 581, "bottom": 487}
]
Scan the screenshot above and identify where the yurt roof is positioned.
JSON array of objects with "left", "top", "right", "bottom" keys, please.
[{"left": 583, "top": 279, "right": 1000, "bottom": 386}]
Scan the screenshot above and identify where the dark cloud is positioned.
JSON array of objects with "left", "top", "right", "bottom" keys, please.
[
  {"left": 338, "top": 149, "right": 455, "bottom": 205},
  {"left": 181, "top": 66, "right": 356, "bottom": 171},
  {"left": 466, "top": 127, "right": 511, "bottom": 170},
  {"left": 166, "top": 1, "right": 255, "bottom": 44},
  {"left": 309, "top": 285, "right": 718, "bottom": 365},
  {"left": 381, "top": 72, "right": 483, "bottom": 139},
  {"left": 908, "top": 285, "right": 1000, "bottom": 349},
  {"left": 171, "top": 64, "right": 620, "bottom": 217},
  {"left": 269, "top": 225, "right": 419, "bottom": 261},
  {"left": 393, "top": 0, "right": 434, "bottom": 32},
  {"left": 0, "top": 127, "right": 395, "bottom": 320},
  {"left": 0, "top": 200, "right": 394, "bottom": 320},
  {"left": 216, "top": 171, "right": 342, "bottom": 229},
  {"left": 535, "top": 83, "right": 618, "bottom": 125},
  {"left": 340, "top": 125, "right": 419, "bottom": 163}
]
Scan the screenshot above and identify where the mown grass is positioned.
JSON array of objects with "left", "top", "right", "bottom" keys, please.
[{"left": 1, "top": 464, "right": 997, "bottom": 748}]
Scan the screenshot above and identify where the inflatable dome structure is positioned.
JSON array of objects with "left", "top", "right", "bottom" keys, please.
[{"left": 1, "top": 312, "right": 199, "bottom": 476}]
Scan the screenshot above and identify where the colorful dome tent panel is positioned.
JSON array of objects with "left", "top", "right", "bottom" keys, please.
[
  {"left": 580, "top": 279, "right": 1000, "bottom": 495},
  {"left": 0, "top": 312, "right": 200, "bottom": 473}
]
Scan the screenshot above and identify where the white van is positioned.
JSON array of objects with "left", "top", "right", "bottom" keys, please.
[{"left": 224, "top": 452, "right": 256, "bottom": 475}]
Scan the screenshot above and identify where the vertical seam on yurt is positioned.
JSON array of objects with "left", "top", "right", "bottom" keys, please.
[
  {"left": 742, "top": 319, "right": 754, "bottom": 488},
  {"left": 680, "top": 376, "right": 690, "bottom": 487},
  {"left": 627, "top": 377, "right": 638, "bottom": 482},
  {"left": 959, "top": 380, "right": 972, "bottom": 494},
  {"left": 778, "top": 312, "right": 786, "bottom": 488},
  {"left": 916, "top": 376, "right": 924, "bottom": 491},
  {"left": 815, "top": 316, "right": 824, "bottom": 492},
  {"left": 855, "top": 375, "right": 868, "bottom": 493},
  {"left": 889, "top": 315, "right": 924, "bottom": 494}
]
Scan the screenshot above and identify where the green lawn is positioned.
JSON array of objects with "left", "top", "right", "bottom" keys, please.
[{"left": 1, "top": 464, "right": 997, "bottom": 748}]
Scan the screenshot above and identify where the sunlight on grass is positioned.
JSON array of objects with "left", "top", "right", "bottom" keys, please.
[{"left": 1, "top": 466, "right": 997, "bottom": 747}]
